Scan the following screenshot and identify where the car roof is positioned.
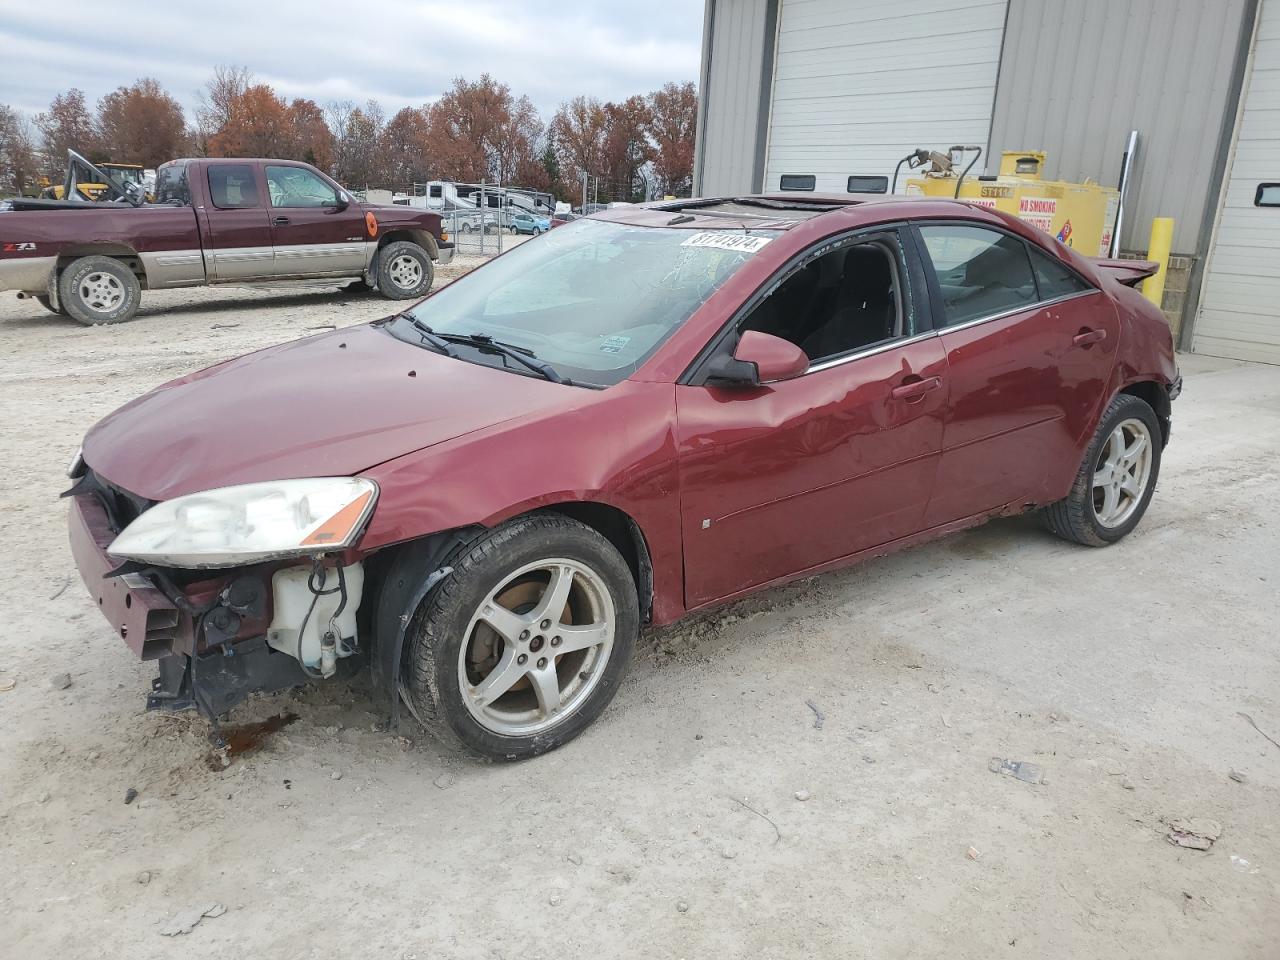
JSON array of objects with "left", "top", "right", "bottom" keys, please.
[{"left": 591, "top": 193, "right": 992, "bottom": 231}]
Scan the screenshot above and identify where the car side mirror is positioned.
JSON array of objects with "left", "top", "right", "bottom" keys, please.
[
  {"left": 329, "top": 192, "right": 350, "bottom": 211},
  {"left": 706, "top": 330, "right": 809, "bottom": 386}
]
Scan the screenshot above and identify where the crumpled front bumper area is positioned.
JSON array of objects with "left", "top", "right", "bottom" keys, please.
[
  {"left": 68, "top": 489, "right": 310, "bottom": 718},
  {"left": 68, "top": 492, "right": 186, "bottom": 660}
]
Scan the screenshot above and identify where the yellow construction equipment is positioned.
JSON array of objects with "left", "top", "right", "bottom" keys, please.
[
  {"left": 904, "top": 149, "right": 1120, "bottom": 257},
  {"left": 40, "top": 161, "right": 147, "bottom": 201}
]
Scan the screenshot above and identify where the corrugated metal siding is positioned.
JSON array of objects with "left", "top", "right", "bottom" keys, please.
[
  {"left": 695, "top": 0, "right": 772, "bottom": 196},
  {"left": 1195, "top": 0, "right": 1280, "bottom": 363},
  {"left": 989, "top": 0, "right": 1248, "bottom": 253},
  {"left": 764, "top": 0, "right": 1008, "bottom": 192}
]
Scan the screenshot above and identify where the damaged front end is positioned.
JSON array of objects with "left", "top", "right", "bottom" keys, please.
[{"left": 65, "top": 464, "right": 372, "bottom": 720}]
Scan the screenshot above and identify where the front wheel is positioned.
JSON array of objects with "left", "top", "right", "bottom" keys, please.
[
  {"left": 403, "top": 514, "right": 638, "bottom": 759},
  {"left": 374, "top": 240, "right": 434, "bottom": 300},
  {"left": 1043, "top": 393, "right": 1162, "bottom": 546}
]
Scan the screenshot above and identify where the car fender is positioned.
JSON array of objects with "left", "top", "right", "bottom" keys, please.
[{"left": 357, "top": 379, "right": 687, "bottom": 625}]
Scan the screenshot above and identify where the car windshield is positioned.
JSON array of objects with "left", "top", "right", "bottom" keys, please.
[{"left": 391, "top": 219, "right": 774, "bottom": 386}]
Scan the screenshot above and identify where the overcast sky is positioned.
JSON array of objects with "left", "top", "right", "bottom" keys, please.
[{"left": 0, "top": 0, "right": 703, "bottom": 120}]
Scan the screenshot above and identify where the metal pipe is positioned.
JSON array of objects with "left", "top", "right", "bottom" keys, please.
[{"left": 1110, "top": 130, "right": 1139, "bottom": 257}]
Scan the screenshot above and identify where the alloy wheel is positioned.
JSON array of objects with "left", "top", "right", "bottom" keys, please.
[
  {"left": 1091, "top": 417, "right": 1154, "bottom": 528},
  {"left": 458, "top": 558, "right": 615, "bottom": 736}
]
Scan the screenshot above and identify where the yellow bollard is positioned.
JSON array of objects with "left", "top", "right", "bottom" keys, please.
[{"left": 1141, "top": 217, "right": 1175, "bottom": 308}]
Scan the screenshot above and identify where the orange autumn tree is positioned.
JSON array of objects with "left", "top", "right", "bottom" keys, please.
[{"left": 207, "top": 84, "right": 292, "bottom": 158}]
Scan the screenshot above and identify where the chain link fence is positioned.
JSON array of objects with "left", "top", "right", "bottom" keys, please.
[{"left": 441, "top": 206, "right": 510, "bottom": 258}]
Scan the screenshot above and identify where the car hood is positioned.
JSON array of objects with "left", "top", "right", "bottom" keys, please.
[{"left": 83, "top": 323, "right": 574, "bottom": 501}]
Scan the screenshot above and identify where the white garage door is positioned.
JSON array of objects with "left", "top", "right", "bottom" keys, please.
[
  {"left": 1195, "top": 0, "right": 1280, "bottom": 364},
  {"left": 763, "top": 0, "right": 1009, "bottom": 194}
]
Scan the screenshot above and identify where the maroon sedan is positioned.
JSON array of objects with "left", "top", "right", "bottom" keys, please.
[{"left": 66, "top": 194, "right": 1179, "bottom": 758}]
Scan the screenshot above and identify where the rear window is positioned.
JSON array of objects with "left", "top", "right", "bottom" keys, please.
[
  {"left": 155, "top": 164, "right": 190, "bottom": 205},
  {"left": 207, "top": 164, "right": 260, "bottom": 209},
  {"left": 1027, "top": 245, "right": 1093, "bottom": 300}
]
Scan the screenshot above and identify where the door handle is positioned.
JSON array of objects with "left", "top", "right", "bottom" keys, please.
[
  {"left": 273, "top": 216, "right": 291, "bottom": 226},
  {"left": 891, "top": 376, "right": 941, "bottom": 402},
  {"left": 1072, "top": 328, "right": 1107, "bottom": 347}
]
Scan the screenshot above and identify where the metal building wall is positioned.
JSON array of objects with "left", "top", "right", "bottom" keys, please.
[
  {"left": 988, "top": 0, "right": 1250, "bottom": 253},
  {"left": 693, "top": 0, "right": 776, "bottom": 197}
]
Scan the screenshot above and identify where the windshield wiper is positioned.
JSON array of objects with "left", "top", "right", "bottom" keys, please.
[
  {"left": 438, "top": 332, "right": 569, "bottom": 385},
  {"left": 394, "top": 313, "right": 456, "bottom": 357}
]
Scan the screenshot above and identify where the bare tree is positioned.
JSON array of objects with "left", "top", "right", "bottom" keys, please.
[
  {"left": 195, "top": 65, "right": 253, "bottom": 154},
  {"left": 0, "top": 104, "right": 38, "bottom": 196},
  {"left": 35, "top": 89, "right": 101, "bottom": 176},
  {"left": 328, "top": 99, "right": 386, "bottom": 189}
]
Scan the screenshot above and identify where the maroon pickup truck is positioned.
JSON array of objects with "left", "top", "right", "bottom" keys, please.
[{"left": 0, "top": 157, "right": 454, "bottom": 325}]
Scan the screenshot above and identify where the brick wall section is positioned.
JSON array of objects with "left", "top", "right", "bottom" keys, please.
[{"left": 1118, "top": 250, "right": 1195, "bottom": 338}]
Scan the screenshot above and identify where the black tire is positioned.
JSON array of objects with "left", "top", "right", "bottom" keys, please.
[
  {"left": 374, "top": 240, "right": 434, "bottom": 300},
  {"left": 57, "top": 256, "right": 141, "bottom": 326},
  {"left": 1043, "top": 393, "right": 1163, "bottom": 546},
  {"left": 33, "top": 294, "right": 66, "bottom": 316},
  {"left": 403, "top": 514, "right": 639, "bottom": 760}
]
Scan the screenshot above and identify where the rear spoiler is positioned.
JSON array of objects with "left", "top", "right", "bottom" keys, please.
[{"left": 1093, "top": 258, "right": 1158, "bottom": 288}]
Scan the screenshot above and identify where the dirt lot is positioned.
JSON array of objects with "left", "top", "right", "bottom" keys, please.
[{"left": 1, "top": 271, "right": 1278, "bottom": 959}]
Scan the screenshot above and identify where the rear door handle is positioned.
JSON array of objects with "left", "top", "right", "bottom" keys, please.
[
  {"left": 273, "top": 216, "right": 291, "bottom": 226},
  {"left": 891, "top": 376, "right": 942, "bottom": 402},
  {"left": 1072, "top": 328, "right": 1107, "bottom": 347}
]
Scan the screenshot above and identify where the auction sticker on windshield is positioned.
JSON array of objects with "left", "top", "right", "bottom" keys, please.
[{"left": 680, "top": 232, "right": 773, "bottom": 253}]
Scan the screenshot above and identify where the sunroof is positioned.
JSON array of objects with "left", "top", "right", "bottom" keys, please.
[{"left": 663, "top": 197, "right": 849, "bottom": 220}]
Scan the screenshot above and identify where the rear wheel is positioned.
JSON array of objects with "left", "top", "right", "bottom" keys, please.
[
  {"left": 403, "top": 514, "right": 638, "bottom": 759},
  {"left": 58, "top": 256, "right": 140, "bottom": 326},
  {"left": 374, "top": 240, "right": 434, "bottom": 300},
  {"left": 1043, "top": 393, "right": 1162, "bottom": 546}
]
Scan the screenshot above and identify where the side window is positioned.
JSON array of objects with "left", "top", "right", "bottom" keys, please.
[
  {"left": 847, "top": 175, "right": 888, "bottom": 194},
  {"left": 918, "top": 225, "right": 1037, "bottom": 327},
  {"left": 265, "top": 165, "right": 338, "bottom": 208},
  {"left": 1026, "top": 244, "right": 1093, "bottom": 300},
  {"left": 779, "top": 174, "right": 816, "bottom": 191},
  {"left": 206, "top": 163, "right": 260, "bottom": 209},
  {"left": 739, "top": 235, "right": 907, "bottom": 363}
]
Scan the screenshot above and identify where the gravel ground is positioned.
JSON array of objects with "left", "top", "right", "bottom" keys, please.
[{"left": 0, "top": 271, "right": 1277, "bottom": 959}]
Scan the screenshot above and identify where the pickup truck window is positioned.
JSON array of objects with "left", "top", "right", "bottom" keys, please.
[
  {"left": 266, "top": 165, "right": 338, "bottom": 208},
  {"left": 156, "top": 164, "right": 190, "bottom": 205},
  {"left": 208, "top": 163, "right": 261, "bottom": 209}
]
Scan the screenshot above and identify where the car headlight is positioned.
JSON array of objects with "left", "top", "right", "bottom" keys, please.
[{"left": 108, "top": 478, "right": 377, "bottom": 569}]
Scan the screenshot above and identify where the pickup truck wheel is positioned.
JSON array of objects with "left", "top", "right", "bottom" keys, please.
[
  {"left": 403, "top": 514, "right": 638, "bottom": 759},
  {"left": 58, "top": 256, "right": 140, "bottom": 326},
  {"left": 375, "top": 240, "right": 433, "bottom": 300}
]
